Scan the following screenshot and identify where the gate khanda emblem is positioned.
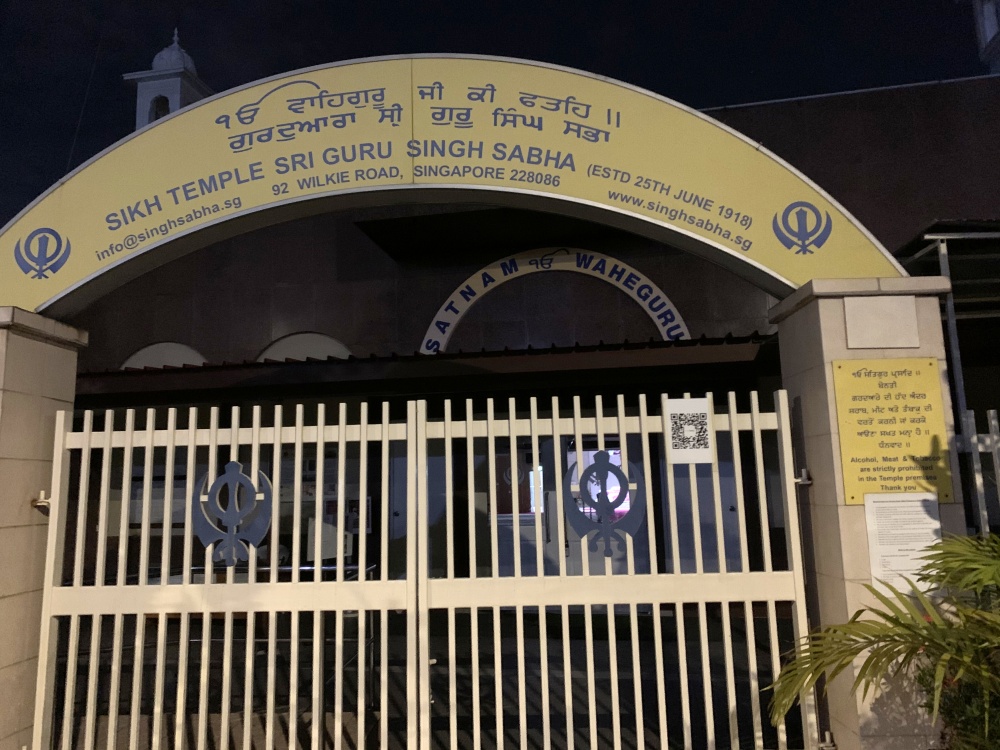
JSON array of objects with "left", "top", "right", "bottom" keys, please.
[
  {"left": 193, "top": 460, "right": 273, "bottom": 567},
  {"left": 772, "top": 200, "right": 833, "bottom": 254},
  {"left": 14, "top": 227, "right": 71, "bottom": 279},
  {"left": 564, "top": 450, "right": 646, "bottom": 557}
]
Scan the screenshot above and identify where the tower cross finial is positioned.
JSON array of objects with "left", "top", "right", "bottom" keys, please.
[{"left": 173, "top": 28, "right": 179, "bottom": 46}]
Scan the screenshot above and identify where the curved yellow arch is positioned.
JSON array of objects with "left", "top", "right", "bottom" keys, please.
[{"left": 0, "top": 55, "right": 903, "bottom": 314}]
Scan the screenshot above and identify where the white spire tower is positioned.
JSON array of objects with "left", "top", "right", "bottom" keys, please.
[{"left": 123, "top": 29, "right": 213, "bottom": 131}]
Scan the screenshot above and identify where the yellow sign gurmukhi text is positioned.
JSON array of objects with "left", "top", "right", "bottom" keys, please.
[
  {"left": 832, "top": 359, "right": 951, "bottom": 504},
  {"left": 0, "top": 56, "right": 904, "bottom": 313}
]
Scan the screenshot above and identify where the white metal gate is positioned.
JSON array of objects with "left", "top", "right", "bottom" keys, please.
[{"left": 33, "top": 392, "right": 817, "bottom": 749}]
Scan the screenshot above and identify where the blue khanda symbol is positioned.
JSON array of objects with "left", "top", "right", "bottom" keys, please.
[
  {"left": 192, "top": 461, "right": 273, "bottom": 567},
  {"left": 772, "top": 201, "right": 833, "bottom": 254},
  {"left": 563, "top": 450, "right": 646, "bottom": 557},
  {"left": 14, "top": 227, "right": 72, "bottom": 279}
]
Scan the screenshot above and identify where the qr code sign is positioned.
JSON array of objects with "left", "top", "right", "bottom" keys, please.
[{"left": 670, "top": 412, "right": 710, "bottom": 451}]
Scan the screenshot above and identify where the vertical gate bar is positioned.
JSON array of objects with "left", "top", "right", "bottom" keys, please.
[
  {"left": 289, "top": 404, "right": 305, "bottom": 750},
  {"left": 242, "top": 406, "right": 262, "bottom": 750},
  {"left": 137, "top": 410, "right": 157, "bottom": 746},
  {"left": 509, "top": 399, "right": 528, "bottom": 748},
  {"left": 71, "top": 410, "right": 94, "bottom": 586},
  {"left": 115, "top": 409, "right": 136, "bottom": 587},
  {"left": 447, "top": 605, "right": 457, "bottom": 750},
  {"left": 485, "top": 399, "right": 504, "bottom": 748},
  {"left": 638, "top": 395, "right": 669, "bottom": 747},
  {"left": 606, "top": 602, "right": 622, "bottom": 750},
  {"left": 775, "top": 390, "right": 819, "bottom": 748},
  {"left": 265, "top": 610, "right": 277, "bottom": 750},
  {"left": 598, "top": 391, "right": 622, "bottom": 750},
  {"left": 334, "top": 403, "right": 348, "bottom": 750},
  {"left": 727, "top": 393, "right": 751, "bottom": 573},
  {"left": 84, "top": 415, "right": 110, "bottom": 748},
  {"left": 444, "top": 401, "right": 458, "bottom": 750},
  {"left": 335, "top": 403, "right": 347, "bottom": 582},
  {"left": 468, "top": 606, "right": 482, "bottom": 750},
  {"left": 468, "top": 404, "right": 482, "bottom": 750},
  {"left": 417, "top": 400, "right": 432, "bottom": 750},
  {"left": 107, "top": 613, "right": 125, "bottom": 750},
  {"left": 139, "top": 408, "right": 157, "bottom": 586},
  {"left": 265, "top": 405, "right": 282, "bottom": 750},
  {"left": 550, "top": 396, "right": 575, "bottom": 749},
  {"left": 696, "top": 601, "right": 716, "bottom": 748},
  {"left": 131, "top": 411, "right": 158, "bottom": 750},
  {"left": 197, "top": 409, "right": 220, "bottom": 750},
  {"left": 616, "top": 395, "right": 644, "bottom": 749},
  {"left": 550, "top": 398, "right": 568, "bottom": 577},
  {"left": 219, "top": 406, "right": 237, "bottom": 750},
  {"left": 509, "top": 397, "right": 523, "bottom": 578},
  {"left": 314, "top": 403, "right": 327, "bottom": 750},
  {"left": 705, "top": 395, "right": 728, "bottom": 573},
  {"left": 380, "top": 608, "right": 389, "bottom": 750},
  {"left": 492, "top": 604, "right": 504, "bottom": 750},
  {"left": 766, "top": 600, "right": 788, "bottom": 750},
  {"left": 466, "top": 398, "right": 478, "bottom": 582},
  {"left": 128, "top": 614, "right": 147, "bottom": 750},
  {"left": 744, "top": 600, "right": 764, "bottom": 748},
  {"left": 720, "top": 602, "right": 740, "bottom": 749},
  {"left": 289, "top": 612, "right": 300, "bottom": 750},
  {"left": 380, "top": 402, "right": 390, "bottom": 585},
  {"left": 750, "top": 393, "right": 774, "bottom": 572},
  {"left": 515, "top": 604, "right": 528, "bottom": 749},
  {"left": 445, "top": 400, "right": 455, "bottom": 580},
  {"left": 160, "top": 409, "right": 178, "bottom": 584},
  {"left": 292, "top": 404, "right": 305, "bottom": 584},
  {"left": 405, "top": 401, "right": 422, "bottom": 747},
  {"left": 332, "top": 609, "right": 343, "bottom": 750},
  {"left": 93, "top": 410, "right": 114, "bottom": 589},
  {"left": 560, "top": 604, "right": 574, "bottom": 750},
  {"left": 583, "top": 604, "right": 598, "bottom": 750},
  {"left": 183, "top": 407, "right": 198, "bottom": 589},
  {"left": 270, "top": 404, "right": 283, "bottom": 583},
  {"left": 674, "top": 602, "right": 692, "bottom": 750},
  {"left": 530, "top": 398, "right": 552, "bottom": 749},
  {"left": 83, "top": 612, "right": 102, "bottom": 750},
  {"left": 529, "top": 398, "right": 544, "bottom": 578},
  {"left": 59, "top": 619, "right": 82, "bottom": 750},
  {"left": 220, "top": 610, "right": 234, "bottom": 750},
  {"left": 174, "top": 407, "right": 198, "bottom": 750},
  {"left": 174, "top": 613, "right": 191, "bottom": 749},
  {"left": 357, "top": 402, "right": 370, "bottom": 748},
  {"left": 487, "top": 399, "right": 500, "bottom": 580},
  {"left": 72, "top": 411, "right": 98, "bottom": 750},
  {"left": 572, "top": 396, "right": 598, "bottom": 750},
  {"left": 151, "top": 612, "right": 168, "bottom": 750},
  {"left": 379, "top": 403, "right": 390, "bottom": 750},
  {"left": 659, "top": 396, "right": 682, "bottom": 574},
  {"left": 684, "top": 392, "right": 706, "bottom": 577},
  {"left": 109, "top": 409, "right": 136, "bottom": 750}
]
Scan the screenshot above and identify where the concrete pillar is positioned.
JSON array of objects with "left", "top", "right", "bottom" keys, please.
[
  {"left": 770, "top": 278, "right": 964, "bottom": 750},
  {"left": 0, "top": 308, "right": 86, "bottom": 749}
]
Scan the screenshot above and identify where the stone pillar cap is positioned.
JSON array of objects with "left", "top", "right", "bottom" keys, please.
[
  {"left": 769, "top": 276, "right": 950, "bottom": 324},
  {"left": 0, "top": 307, "right": 88, "bottom": 349}
]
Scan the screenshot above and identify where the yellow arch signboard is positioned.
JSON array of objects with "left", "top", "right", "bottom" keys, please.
[{"left": 0, "top": 55, "right": 903, "bottom": 313}]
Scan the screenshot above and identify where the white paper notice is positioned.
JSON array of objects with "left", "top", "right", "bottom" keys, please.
[
  {"left": 665, "top": 397, "right": 713, "bottom": 464},
  {"left": 864, "top": 492, "right": 941, "bottom": 593}
]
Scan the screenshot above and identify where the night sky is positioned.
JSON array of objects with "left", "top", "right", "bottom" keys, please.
[{"left": 0, "top": 0, "right": 986, "bottom": 226}]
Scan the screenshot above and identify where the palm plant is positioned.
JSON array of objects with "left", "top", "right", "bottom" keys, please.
[{"left": 769, "top": 534, "right": 1000, "bottom": 750}]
